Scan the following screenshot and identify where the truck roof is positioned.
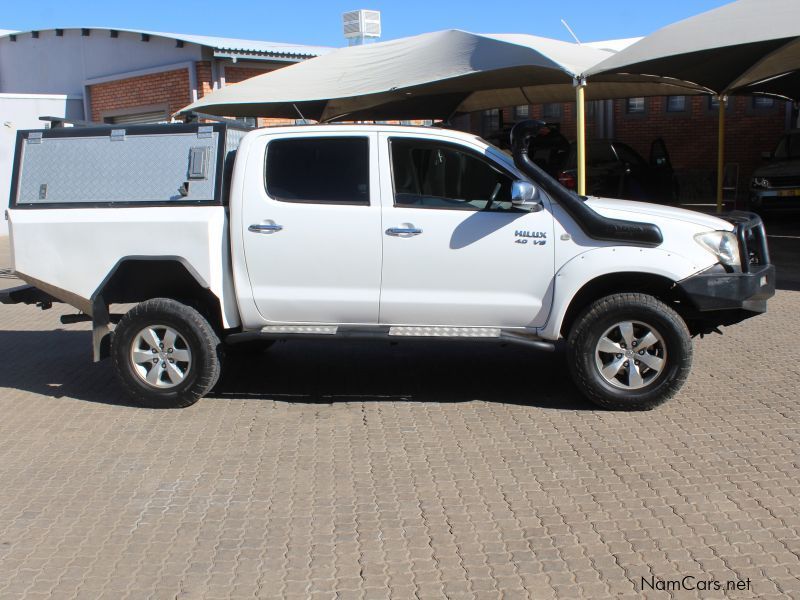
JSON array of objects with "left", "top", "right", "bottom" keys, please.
[{"left": 247, "top": 123, "right": 485, "bottom": 143}]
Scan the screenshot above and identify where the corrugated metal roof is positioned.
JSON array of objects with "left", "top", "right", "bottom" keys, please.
[
  {"left": 0, "top": 27, "right": 333, "bottom": 58},
  {"left": 159, "top": 31, "right": 333, "bottom": 58}
]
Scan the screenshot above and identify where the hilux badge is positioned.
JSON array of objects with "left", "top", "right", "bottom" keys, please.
[{"left": 514, "top": 230, "right": 547, "bottom": 245}]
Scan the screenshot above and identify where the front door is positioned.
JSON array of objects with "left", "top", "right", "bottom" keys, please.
[
  {"left": 241, "top": 132, "right": 382, "bottom": 324},
  {"left": 378, "top": 133, "right": 555, "bottom": 328}
]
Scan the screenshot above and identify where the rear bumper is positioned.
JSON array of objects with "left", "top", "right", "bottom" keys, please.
[
  {"left": 677, "top": 264, "right": 775, "bottom": 313},
  {"left": 0, "top": 284, "right": 59, "bottom": 306}
]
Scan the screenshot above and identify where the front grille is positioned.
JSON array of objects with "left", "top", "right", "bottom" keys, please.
[
  {"left": 767, "top": 175, "right": 800, "bottom": 188},
  {"left": 742, "top": 226, "right": 766, "bottom": 269},
  {"left": 723, "top": 211, "right": 771, "bottom": 273}
]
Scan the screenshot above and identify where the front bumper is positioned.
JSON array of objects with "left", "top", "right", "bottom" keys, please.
[
  {"left": 750, "top": 187, "right": 800, "bottom": 207},
  {"left": 677, "top": 264, "right": 775, "bottom": 313},
  {"left": 678, "top": 210, "right": 775, "bottom": 314}
]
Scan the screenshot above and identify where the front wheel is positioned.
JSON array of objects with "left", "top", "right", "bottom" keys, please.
[
  {"left": 111, "top": 298, "right": 222, "bottom": 408},
  {"left": 567, "top": 293, "right": 692, "bottom": 410}
]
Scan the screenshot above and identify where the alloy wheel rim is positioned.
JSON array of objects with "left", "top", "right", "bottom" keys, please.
[
  {"left": 594, "top": 320, "right": 667, "bottom": 390},
  {"left": 130, "top": 325, "right": 192, "bottom": 389}
]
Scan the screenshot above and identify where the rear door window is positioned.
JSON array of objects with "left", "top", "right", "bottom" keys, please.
[{"left": 265, "top": 137, "right": 370, "bottom": 205}]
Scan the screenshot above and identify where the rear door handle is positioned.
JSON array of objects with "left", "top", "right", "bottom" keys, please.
[
  {"left": 386, "top": 226, "right": 422, "bottom": 237},
  {"left": 248, "top": 223, "right": 283, "bottom": 233}
]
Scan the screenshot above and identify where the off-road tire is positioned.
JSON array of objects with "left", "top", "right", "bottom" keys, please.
[
  {"left": 567, "top": 293, "right": 692, "bottom": 410},
  {"left": 111, "top": 298, "right": 222, "bottom": 408}
]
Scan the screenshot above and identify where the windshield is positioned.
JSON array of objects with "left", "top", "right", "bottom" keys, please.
[{"left": 773, "top": 133, "right": 800, "bottom": 160}]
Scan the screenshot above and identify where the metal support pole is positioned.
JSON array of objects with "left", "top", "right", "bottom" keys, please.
[
  {"left": 716, "top": 95, "right": 726, "bottom": 214},
  {"left": 575, "top": 78, "right": 587, "bottom": 196}
]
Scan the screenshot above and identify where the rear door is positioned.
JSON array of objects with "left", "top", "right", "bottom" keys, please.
[
  {"left": 241, "top": 132, "right": 382, "bottom": 324},
  {"left": 377, "top": 132, "right": 555, "bottom": 328}
]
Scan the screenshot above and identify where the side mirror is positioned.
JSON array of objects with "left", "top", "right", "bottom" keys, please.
[
  {"left": 511, "top": 180, "right": 540, "bottom": 208},
  {"left": 761, "top": 151, "right": 773, "bottom": 161}
]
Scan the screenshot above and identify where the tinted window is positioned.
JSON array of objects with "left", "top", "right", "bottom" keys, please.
[
  {"left": 774, "top": 133, "right": 800, "bottom": 160},
  {"left": 265, "top": 137, "right": 369, "bottom": 205},
  {"left": 587, "top": 142, "right": 617, "bottom": 166},
  {"left": 390, "top": 139, "right": 514, "bottom": 211},
  {"left": 614, "top": 143, "right": 647, "bottom": 168}
]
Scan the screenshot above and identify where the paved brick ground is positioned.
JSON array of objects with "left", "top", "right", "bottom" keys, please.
[{"left": 0, "top": 236, "right": 798, "bottom": 599}]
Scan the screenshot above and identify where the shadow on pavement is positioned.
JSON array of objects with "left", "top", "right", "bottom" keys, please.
[{"left": 0, "top": 329, "right": 595, "bottom": 411}]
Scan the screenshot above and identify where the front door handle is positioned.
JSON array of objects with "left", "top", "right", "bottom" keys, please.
[
  {"left": 386, "top": 225, "right": 422, "bottom": 237},
  {"left": 249, "top": 223, "right": 283, "bottom": 234}
]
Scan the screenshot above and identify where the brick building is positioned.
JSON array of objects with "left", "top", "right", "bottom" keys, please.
[
  {"left": 0, "top": 27, "right": 331, "bottom": 124},
  {"left": 0, "top": 27, "right": 331, "bottom": 234}
]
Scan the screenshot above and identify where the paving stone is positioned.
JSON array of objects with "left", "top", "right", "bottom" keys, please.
[{"left": 0, "top": 237, "right": 798, "bottom": 599}]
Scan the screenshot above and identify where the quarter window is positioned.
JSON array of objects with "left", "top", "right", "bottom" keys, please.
[
  {"left": 390, "top": 138, "right": 515, "bottom": 211},
  {"left": 265, "top": 137, "right": 370, "bottom": 205}
]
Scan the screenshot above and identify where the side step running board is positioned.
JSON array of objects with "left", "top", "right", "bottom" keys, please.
[{"left": 225, "top": 325, "right": 556, "bottom": 352}]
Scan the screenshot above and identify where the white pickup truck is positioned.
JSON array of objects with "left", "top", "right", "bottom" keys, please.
[{"left": 2, "top": 120, "right": 775, "bottom": 410}]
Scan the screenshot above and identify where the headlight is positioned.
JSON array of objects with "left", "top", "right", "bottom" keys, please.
[
  {"left": 694, "top": 231, "right": 741, "bottom": 267},
  {"left": 751, "top": 177, "right": 770, "bottom": 189}
]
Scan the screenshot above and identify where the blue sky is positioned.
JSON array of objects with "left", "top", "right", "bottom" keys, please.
[{"left": 3, "top": 0, "right": 731, "bottom": 47}]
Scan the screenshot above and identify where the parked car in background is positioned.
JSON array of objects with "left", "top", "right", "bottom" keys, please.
[
  {"left": 557, "top": 139, "right": 679, "bottom": 203},
  {"left": 749, "top": 129, "right": 800, "bottom": 210}
]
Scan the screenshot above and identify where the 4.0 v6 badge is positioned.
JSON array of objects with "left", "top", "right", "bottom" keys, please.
[{"left": 514, "top": 230, "right": 547, "bottom": 245}]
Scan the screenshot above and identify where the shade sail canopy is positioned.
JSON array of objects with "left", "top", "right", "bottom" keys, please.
[
  {"left": 180, "top": 29, "right": 705, "bottom": 121},
  {"left": 586, "top": 0, "right": 800, "bottom": 99}
]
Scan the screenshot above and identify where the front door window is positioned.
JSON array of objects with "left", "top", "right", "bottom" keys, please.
[{"left": 390, "top": 138, "right": 516, "bottom": 212}]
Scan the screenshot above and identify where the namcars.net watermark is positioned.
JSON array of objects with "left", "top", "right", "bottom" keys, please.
[{"left": 641, "top": 575, "right": 752, "bottom": 593}]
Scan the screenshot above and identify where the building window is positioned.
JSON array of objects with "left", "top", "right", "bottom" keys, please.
[
  {"left": 752, "top": 96, "right": 775, "bottom": 109},
  {"left": 626, "top": 97, "right": 646, "bottom": 114},
  {"left": 542, "top": 103, "right": 562, "bottom": 119},
  {"left": 666, "top": 96, "right": 687, "bottom": 112},
  {"left": 708, "top": 96, "right": 731, "bottom": 111},
  {"left": 514, "top": 105, "right": 530, "bottom": 120},
  {"left": 482, "top": 109, "right": 501, "bottom": 135}
]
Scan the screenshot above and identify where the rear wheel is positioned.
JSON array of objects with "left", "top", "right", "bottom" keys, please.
[
  {"left": 567, "top": 293, "right": 692, "bottom": 410},
  {"left": 111, "top": 298, "right": 222, "bottom": 408}
]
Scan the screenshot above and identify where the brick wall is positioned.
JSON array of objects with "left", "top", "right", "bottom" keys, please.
[
  {"left": 612, "top": 95, "right": 786, "bottom": 200},
  {"left": 89, "top": 68, "right": 191, "bottom": 122},
  {"left": 223, "top": 66, "right": 294, "bottom": 127},
  {"left": 195, "top": 61, "right": 213, "bottom": 98},
  {"left": 472, "top": 95, "right": 788, "bottom": 202}
]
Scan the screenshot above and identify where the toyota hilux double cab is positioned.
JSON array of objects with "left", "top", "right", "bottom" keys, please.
[{"left": 2, "top": 120, "right": 775, "bottom": 410}]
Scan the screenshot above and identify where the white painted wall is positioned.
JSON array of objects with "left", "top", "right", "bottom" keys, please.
[
  {"left": 0, "top": 94, "right": 84, "bottom": 235},
  {"left": 0, "top": 29, "right": 204, "bottom": 96}
]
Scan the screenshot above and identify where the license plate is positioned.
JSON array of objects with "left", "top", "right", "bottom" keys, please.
[{"left": 777, "top": 189, "right": 800, "bottom": 197}]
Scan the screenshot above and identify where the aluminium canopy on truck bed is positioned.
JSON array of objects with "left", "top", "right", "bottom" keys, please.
[{"left": 9, "top": 122, "right": 249, "bottom": 209}]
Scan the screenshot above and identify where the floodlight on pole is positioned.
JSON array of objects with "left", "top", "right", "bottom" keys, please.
[{"left": 343, "top": 10, "right": 381, "bottom": 46}]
